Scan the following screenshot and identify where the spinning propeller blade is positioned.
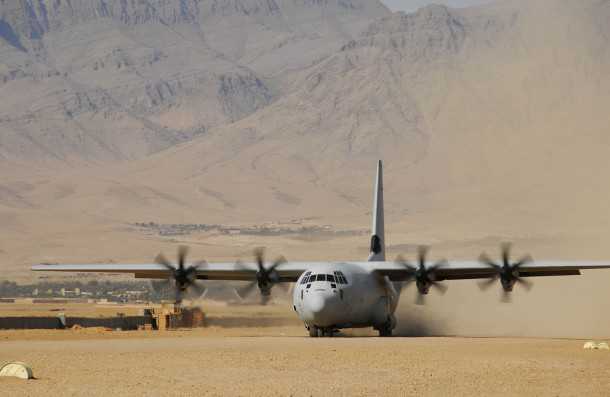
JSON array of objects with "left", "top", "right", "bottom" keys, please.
[
  {"left": 154, "top": 246, "right": 207, "bottom": 304},
  {"left": 395, "top": 246, "right": 448, "bottom": 305},
  {"left": 478, "top": 243, "right": 533, "bottom": 301},
  {"left": 236, "top": 248, "right": 287, "bottom": 305}
]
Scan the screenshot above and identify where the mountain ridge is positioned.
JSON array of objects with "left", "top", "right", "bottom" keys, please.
[{"left": 0, "top": 0, "right": 389, "bottom": 166}]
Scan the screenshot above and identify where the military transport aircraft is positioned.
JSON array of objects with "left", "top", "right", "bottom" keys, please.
[{"left": 33, "top": 161, "right": 610, "bottom": 337}]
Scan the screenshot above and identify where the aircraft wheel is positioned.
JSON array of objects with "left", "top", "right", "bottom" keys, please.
[
  {"left": 321, "top": 328, "right": 333, "bottom": 337},
  {"left": 379, "top": 327, "right": 392, "bottom": 337},
  {"left": 378, "top": 324, "right": 393, "bottom": 337},
  {"left": 378, "top": 316, "right": 395, "bottom": 337},
  {"left": 308, "top": 326, "right": 319, "bottom": 338}
]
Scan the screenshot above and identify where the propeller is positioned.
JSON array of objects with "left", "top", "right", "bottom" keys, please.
[
  {"left": 395, "top": 246, "right": 448, "bottom": 305},
  {"left": 478, "top": 242, "right": 533, "bottom": 302},
  {"left": 155, "top": 245, "right": 207, "bottom": 304},
  {"left": 236, "top": 248, "right": 287, "bottom": 305}
]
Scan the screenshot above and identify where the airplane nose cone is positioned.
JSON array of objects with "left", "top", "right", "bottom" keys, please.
[
  {"left": 308, "top": 295, "right": 325, "bottom": 315},
  {"left": 303, "top": 291, "right": 340, "bottom": 327}
]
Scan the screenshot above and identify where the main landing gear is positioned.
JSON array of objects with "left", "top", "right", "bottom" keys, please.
[
  {"left": 377, "top": 325, "right": 392, "bottom": 337},
  {"left": 375, "top": 315, "right": 395, "bottom": 337}
]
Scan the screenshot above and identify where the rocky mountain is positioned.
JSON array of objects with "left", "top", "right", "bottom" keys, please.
[
  {"left": 125, "top": 0, "right": 610, "bottom": 221},
  {"left": 0, "top": 0, "right": 389, "bottom": 164}
]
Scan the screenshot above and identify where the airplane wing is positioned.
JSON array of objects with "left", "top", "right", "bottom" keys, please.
[
  {"left": 31, "top": 262, "right": 310, "bottom": 282},
  {"left": 372, "top": 260, "right": 610, "bottom": 281},
  {"left": 32, "top": 260, "right": 610, "bottom": 282}
]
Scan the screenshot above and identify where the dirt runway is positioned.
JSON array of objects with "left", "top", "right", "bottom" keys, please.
[{"left": 1, "top": 329, "right": 609, "bottom": 396}]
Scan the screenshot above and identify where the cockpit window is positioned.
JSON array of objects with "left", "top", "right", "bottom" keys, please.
[
  {"left": 301, "top": 272, "right": 311, "bottom": 284},
  {"left": 334, "top": 271, "right": 348, "bottom": 284},
  {"left": 327, "top": 274, "right": 336, "bottom": 283},
  {"left": 317, "top": 274, "right": 326, "bottom": 281}
]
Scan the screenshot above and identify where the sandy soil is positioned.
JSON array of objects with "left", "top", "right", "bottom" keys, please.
[
  {"left": 1, "top": 302, "right": 610, "bottom": 396},
  {"left": 1, "top": 333, "right": 609, "bottom": 396}
]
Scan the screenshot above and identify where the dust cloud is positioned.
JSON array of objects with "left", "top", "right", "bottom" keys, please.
[{"left": 395, "top": 271, "right": 610, "bottom": 339}]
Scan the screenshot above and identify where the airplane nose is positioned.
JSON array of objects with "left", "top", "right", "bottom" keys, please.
[
  {"left": 303, "top": 291, "right": 340, "bottom": 327},
  {"left": 308, "top": 295, "right": 325, "bottom": 315}
]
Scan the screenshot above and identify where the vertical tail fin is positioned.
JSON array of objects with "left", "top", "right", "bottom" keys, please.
[{"left": 368, "top": 160, "right": 385, "bottom": 261}]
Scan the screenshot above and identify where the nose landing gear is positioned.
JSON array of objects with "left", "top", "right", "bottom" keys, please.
[{"left": 307, "top": 326, "right": 335, "bottom": 337}]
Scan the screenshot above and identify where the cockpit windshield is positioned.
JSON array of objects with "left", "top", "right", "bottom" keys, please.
[{"left": 303, "top": 272, "right": 348, "bottom": 285}]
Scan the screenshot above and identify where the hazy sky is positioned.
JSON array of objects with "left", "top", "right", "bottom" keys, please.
[{"left": 382, "top": 0, "right": 495, "bottom": 12}]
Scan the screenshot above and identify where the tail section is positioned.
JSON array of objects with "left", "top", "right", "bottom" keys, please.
[{"left": 368, "top": 160, "right": 385, "bottom": 262}]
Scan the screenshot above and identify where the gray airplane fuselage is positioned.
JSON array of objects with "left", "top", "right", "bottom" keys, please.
[
  {"left": 291, "top": 161, "right": 395, "bottom": 334},
  {"left": 292, "top": 263, "right": 399, "bottom": 331}
]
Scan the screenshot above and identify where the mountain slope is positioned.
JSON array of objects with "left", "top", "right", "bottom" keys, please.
[
  {"left": 0, "top": 0, "right": 389, "bottom": 165},
  {"left": 99, "top": 0, "right": 610, "bottom": 238}
]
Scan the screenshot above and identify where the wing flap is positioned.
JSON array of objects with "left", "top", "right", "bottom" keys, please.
[{"left": 518, "top": 269, "right": 581, "bottom": 277}]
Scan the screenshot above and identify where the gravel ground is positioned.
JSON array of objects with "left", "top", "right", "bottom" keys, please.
[{"left": 1, "top": 330, "right": 609, "bottom": 396}]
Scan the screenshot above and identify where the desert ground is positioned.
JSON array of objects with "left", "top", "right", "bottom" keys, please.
[{"left": 1, "top": 300, "right": 610, "bottom": 396}]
